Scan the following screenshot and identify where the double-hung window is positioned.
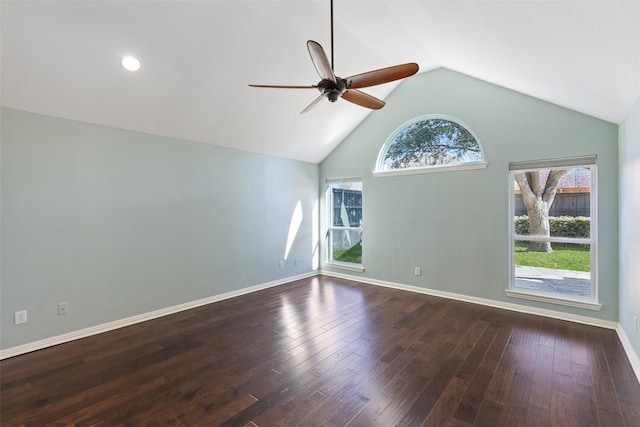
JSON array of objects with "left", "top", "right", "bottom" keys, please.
[
  {"left": 507, "top": 156, "right": 599, "bottom": 309},
  {"left": 326, "top": 178, "right": 363, "bottom": 270}
]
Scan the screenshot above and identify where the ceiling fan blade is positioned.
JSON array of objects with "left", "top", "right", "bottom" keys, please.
[
  {"left": 346, "top": 63, "right": 419, "bottom": 89},
  {"left": 341, "top": 89, "right": 385, "bottom": 110},
  {"left": 307, "top": 40, "right": 336, "bottom": 84},
  {"left": 300, "top": 94, "right": 325, "bottom": 114},
  {"left": 249, "top": 84, "right": 318, "bottom": 89}
]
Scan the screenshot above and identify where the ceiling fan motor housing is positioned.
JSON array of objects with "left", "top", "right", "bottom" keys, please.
[{"left": 319, "top": 78, "right": 347, "bottom": 102}]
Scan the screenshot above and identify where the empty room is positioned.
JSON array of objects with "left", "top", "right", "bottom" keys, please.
[{"left": 1, "top": 1, "right": 640, "bottom": 425}]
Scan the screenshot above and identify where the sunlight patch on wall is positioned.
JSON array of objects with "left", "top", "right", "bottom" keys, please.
[
  {"left": 284, "top": 200, "right": 303, "bottom": 261},
  {"left": 312, "top": 199, "right": 319, "bottom": 270}
]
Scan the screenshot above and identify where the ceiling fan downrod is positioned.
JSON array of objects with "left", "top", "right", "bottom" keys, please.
[{"left": 330, "top": 0, "right": 334, "bottom": 71}]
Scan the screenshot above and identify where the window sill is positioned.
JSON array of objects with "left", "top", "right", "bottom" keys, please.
[
  {"left": 373, "top": 162, "right": 488, "bottom": 178},
  {"left": 505, "top": 288, "right": 602, "bottom": 311},
  {"left": 325, "top": 262, "right": 364, "bottom": 273}
]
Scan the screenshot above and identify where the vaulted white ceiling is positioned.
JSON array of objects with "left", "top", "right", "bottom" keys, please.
[{"left": 2, "top": 1, "right": 639, "bottom": 163}]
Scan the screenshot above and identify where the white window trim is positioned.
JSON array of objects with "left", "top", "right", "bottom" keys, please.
[
  {"left": 507, "top": 159, "right": 599, "bottom": 309},
  {"left": 326, "top": 176, "right": 362, "bottom": 184},
  {"left": 325, "top": 260, "right": 365, "bottom": 272},
  {"left": 375, "top": 114, "right": 486, "bottom": 175},
  {"left": 504, "top": 288, "right": 602, "bottom": 310},
  {"left": 374, "top": 161, "right": 487, "bottom": 178},
  {"left": 325, "top": 179, "right": 363, "bottom": 270}
]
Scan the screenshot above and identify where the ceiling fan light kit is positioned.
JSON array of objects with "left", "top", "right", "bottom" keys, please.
[{"left": 249, "top": 0, "right": 418, "bottom": 113}]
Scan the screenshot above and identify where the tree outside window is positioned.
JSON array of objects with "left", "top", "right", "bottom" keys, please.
[{"left": 379, "top": 116, "right": 484, "bottom": 171}]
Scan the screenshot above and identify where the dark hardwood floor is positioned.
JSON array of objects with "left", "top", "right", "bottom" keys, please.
[{"left": 2, "top": 275, "right": 639, "bottom": 426}]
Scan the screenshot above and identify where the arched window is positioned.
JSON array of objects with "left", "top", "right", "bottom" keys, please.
[{"left": 375, "top": 115, "right": 486, "bottom": 176}]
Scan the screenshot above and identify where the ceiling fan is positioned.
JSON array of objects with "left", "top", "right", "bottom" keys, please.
[{"left": 249, "top": 0, "right": 419, "bottom": 113}]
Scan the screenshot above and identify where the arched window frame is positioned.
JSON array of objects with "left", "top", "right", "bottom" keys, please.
[{"left": 374, "top": 114, "right": 488, "bottom": 177}]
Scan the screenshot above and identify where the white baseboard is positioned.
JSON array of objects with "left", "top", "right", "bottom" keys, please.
[
  {"left": 0, "top": 272, "right": 318, "bottom": 360},
  {"left": 616, "top": 325, "right": 640, "bottom": 383}
]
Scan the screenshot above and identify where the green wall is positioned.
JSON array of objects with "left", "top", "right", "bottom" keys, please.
[
  {"left": 320, "top": 68, "right": 619, "bottom": 321},
  {"left": 1, "top": 107, "right": 319, "bottom": 349},
  {"left": 619, "top": 96, "right": 640, "bottom": 355}
]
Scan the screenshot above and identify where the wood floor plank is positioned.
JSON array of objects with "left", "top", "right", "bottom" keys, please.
[
  {"left": 472, "top": 400, "right": 504, "bottom": 427},
  {"left": 422, "top": 377, "right": 470, "bottom": 427},
  {"left": 620, "top": 401, "right": 640, "bottom": 427},
  {"left": 397, "top": 317, "right": 490, "bottom": 426},
  {"left": 1, "top": 275, "right": 639, "bottom": 426},
  {"left": 549, "top": 392, "right": 574, "bottom": 427},
  {"left": 347, "top": 342, "right": 427, "bottom": 425},
  {"left": 451, "top": 316, "right": 512, "bottom": 425}
]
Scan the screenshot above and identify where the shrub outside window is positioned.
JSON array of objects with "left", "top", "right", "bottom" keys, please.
[{"left": 375, "top": 115, "right": 486, "bottom": 176}]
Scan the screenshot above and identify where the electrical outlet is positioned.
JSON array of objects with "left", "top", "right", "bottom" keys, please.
[
  {"left": 58, "top": 302, "right": 69, "bottom": 316},
  {"left": 634, "top": 315, "right": 637, "bottom": 333},
  {"left": 14, "top": 310, "right": 27, "bottom": 325},
  {"left": 414, "top": 267, "right": 421, "bottom": 276},
  {"left": 279, "top": 260, "right": 284, "bottom": 269}
]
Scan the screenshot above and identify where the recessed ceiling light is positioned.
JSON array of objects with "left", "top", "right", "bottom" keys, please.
[{"left": 121, "top": 56, "right": 140, "bottom": 72}]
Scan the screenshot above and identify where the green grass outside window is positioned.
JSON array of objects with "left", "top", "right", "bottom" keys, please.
[{"left": 514, "top": 242, "right": 590, "bottom": 272}]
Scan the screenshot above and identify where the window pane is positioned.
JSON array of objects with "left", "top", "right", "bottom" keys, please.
[
  {"left": 513, "top": 167, "right": 591, "bottom": 238},
  {"left": 329, "top": 229, "right": 362, "bottom": 263},
  {"left": 328, "top": 180, "right": 362, "bottom": 266},
  {"left": 332, "top": 188, "right": 362, "bottom": 227},
  {"left": 514, "top": 241, "right": 591, "bottom": 297},
  {"left": 380, "top": 116, "right": 484, "bottom": 171}
]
